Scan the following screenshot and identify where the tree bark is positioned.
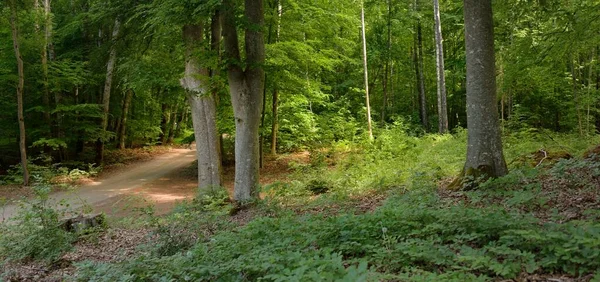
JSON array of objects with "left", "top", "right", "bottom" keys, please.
[
  {"left": 167, "top": 102, "right": 179, "bottom": 145},
  {"left": 96, "top": 18, "right": 120, "bottom": 165},
  {"left": 381, "top": 0, "right": 392, "bottom": 125},
  {"left": 181, "top": 23, "right": 223, "bottom": 190},
  {"left": 433, "top": 0, "right": 449, "bottom": 133},
  {"left": 571, "top": 57, "right": 583, "bottom": 136},
  {"left": 415, "top": 0, "right": 428, "bottom": 130},
  {"left": 223, "top": 0, "right": 265, "bottom": 202},
  {"left": 159, "top": 103, "right": 169, "bottom": 144},
  {"left": 361, "top": 0, "right": 374, "bottom": 140},
  {"left": 37, "top": 0, "right": 52, "bottom": 131},
  {"left": 10, "top": 0, "right": 30, "bottom": 186},
  {"left": 456, "top": 0, "right": 507, "bottom": 186},
  {"left": 271, "top": 88, "right": 279, "bottom": 155},
  {"left": 118, "top": 89, "right": 133, "bottom": 150},
  {"left": 270, "top": 0, "right": 282, "bottom": 155}
]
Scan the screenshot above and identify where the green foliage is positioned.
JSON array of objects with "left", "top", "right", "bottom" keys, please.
[
  {"left": 0, "top": 185, "right": 75, "bottom": 264},
  {"left": 77, "top": 186, "right": 600, "bottom": 281}
]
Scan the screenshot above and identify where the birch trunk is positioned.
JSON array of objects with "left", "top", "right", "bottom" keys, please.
[
  {"left": 456, "top": 0, "right": 507, "bottom": 186},
  {"left": 223, "top": 0, "right": 265, "bottom": 202},
  {"left": 361, "top": 1, "right": 374, "bottom": 140},
  {"left": 96, "top": 18, "right": 120, "bottom": 165},
  {"left": 433, "top": 0, "right": 449, "bottom": 133},
  {"left": 10, "top": 0, "right": 30, "bottom": 186},
  {"left": 181, "top": 24, "right": 222, "bottom": 190}
]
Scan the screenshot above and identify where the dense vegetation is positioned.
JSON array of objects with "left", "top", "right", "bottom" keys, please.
[{"left": 1, "top": 0, "right": 600, "bottom": 280}]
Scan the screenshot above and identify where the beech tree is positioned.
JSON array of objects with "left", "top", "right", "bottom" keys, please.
[
  {"left": 223, "top": 0, "right": 266, "bottom": 202},
  {"left": 9, "top": 0, "right": 29, "bottom": 186},
  {"left": 455, "top": 0, "right": 508, "bottom": 187},
  {"left": 180, "top": 21, "right": 223, "bottom": 190}
]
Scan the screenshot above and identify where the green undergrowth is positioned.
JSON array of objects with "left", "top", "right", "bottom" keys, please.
[
  {"left": 75, "top": 128, "right": 600, "bottom": 281},
  {"left": 77, "top": 187, "right": 600, "bottom": 281},
  {"left": 263, "top": 126, "right": 599, "bottom": 210},
  {"left": 5, "top": 127, "right": 600, "bottom": 281}
]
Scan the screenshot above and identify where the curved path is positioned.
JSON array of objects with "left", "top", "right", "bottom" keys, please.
[{"left": 1, "top": 148, "right": 197, "bottom": 222}]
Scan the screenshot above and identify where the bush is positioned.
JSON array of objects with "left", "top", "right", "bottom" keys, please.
[{"left": 0, "top": 185, "right": 75, "bottom": 263}]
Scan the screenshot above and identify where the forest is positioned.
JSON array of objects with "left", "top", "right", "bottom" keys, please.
[{"left": 1, "top": 0, "right": 600, "bottom": 280}]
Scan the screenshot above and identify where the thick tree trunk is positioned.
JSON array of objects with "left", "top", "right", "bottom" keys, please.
[
  {"left": 118, "top": 89, "right": 133, "bottom": 150},
  {"left": 10, "top": 0, "right": 29, "bottom": 186},
  {"left": 433, "top": 0, "right": 449, "bottom": 133},
  {"left": 456, "top": 0, "right": 508, "bottom": 186},
  {"left": 96, "top": 18, "right": 120, "bottom": 165},
  {"left": 181, "top": 24, "right": 222, "bottom": 190},
  {"left": 361, "top": 1, "right": 374, "bottom": 140},
  {"left": 223, "top": 0, "right": 265, "bottom": 202}
]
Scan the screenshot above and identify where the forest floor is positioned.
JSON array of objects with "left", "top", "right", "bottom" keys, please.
[
  {"left": 3, "top": 134, "right": 600, "bottom": 281},
  {"left": 0, "top": 148, "right": 314, "bottom": 281},
  {"left": 1, "top": 146, "right": 311, "bottom": 221}
]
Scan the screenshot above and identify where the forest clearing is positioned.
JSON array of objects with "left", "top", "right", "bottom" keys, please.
[{"left": 1, "top": 0, "right": 600, "bottom": 281}]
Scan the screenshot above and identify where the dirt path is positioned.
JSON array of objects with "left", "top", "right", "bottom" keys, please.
[{"left": 1, "top": 148, "right": 197, "bottom": 222}]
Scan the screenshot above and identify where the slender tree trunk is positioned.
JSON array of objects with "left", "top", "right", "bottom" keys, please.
[
  {"left": 586, "top": 53, "right": 594, "bottom": 136},
  {"left": 381, "top": 0, "right": 392, "bottom": 125},
  {"left": 36, "top": 0, "right": 52, "bottom": 131},
  {"left": 10, "top": 0, "right": 29, "bottom": 186},
  {"left": 96, "top": 18, "right": 120, "bottom": 165},
  {"left": 415, "top": 0, "right": 428, "bottom": 130},
  {"left": 572, "top": 57, "right": 583, "bottom": 136},
  {"left": 181, "top": 23, "right": 223, "bottom": 190},
  {"left": 160, "top": 103, "right": 169, "bottom": 144},
  {"left": 223, "top": 0, "right": 266, "bottom": 202},
  {"left": 118, "top": 89, "right": 133, "bottom": 150},
  {"left": 167, "top": 102, "right": 179, "bottom": 144},
  {"left": 454, "top": 0, "right": 507, "bottom": 187},
  {"left": 433, "top": 0, "right": 449, "bottom": 133},
  {"left": 361, "top": 0, "right": 374, "bottom": 140},
  {"left": 270, "top": 0, "right": 282, "bottom": 155},
  {"left": 271, "top": 88, "right": 279, "bottom": 155}
]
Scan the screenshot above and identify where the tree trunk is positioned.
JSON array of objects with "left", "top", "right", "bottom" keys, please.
[
  {"left": 361, "top": 0, "right": 374, "bottom": 140},
  {"left": 10, "top": 0, "right": 29, "bottom": 186},
  {"left": 455, "top": 0, "right": 507, "bottom": 187},
  {"left": 118, "top": 89, "right": 133, "bottom": 150},
  {"left": 415, "top": 0, "right": 428, "bottom": 130},
  {"left": 181, "top": 23, "right": 223, "bottom": 190},
  {"left": 96, "top": 18, "right": 120, "bottom": 165},
  {"left": 210, "top": 9, "right": 224, "bottom": 167},
  {"left": 271, "top": 88, "right": 279, "bottom": 155},
  {"left": 167, "top": 102, "right": 179, "bottom": 145},
  {"left": 270, "top": 0, "right": 282, "bottom": 155},
  {"left": 572, "top": 57, "right": 583, "bottom": 136},
  {"left": 37, "top": 0, "right": 52, "bottom": 132},
  {"left": 381, "top": 0, "right": 392, "bottom": 125},
  {"left": 160, "top": 103, "right": 169, "bottom": 144},
  {"left": 433, "top": 0, "right": 449, "bottom": 133},
  {"left": 223, "top": 0, "right": 265, "bottom": 202}
]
